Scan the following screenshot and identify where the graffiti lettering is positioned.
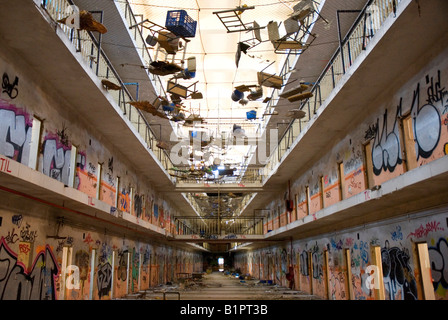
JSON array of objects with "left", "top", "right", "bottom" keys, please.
[
  {"left": 410, "top": 83, "right": 441, "bottom": 159},
  {"left": 0, "top": 237, "right": 59, "bottom": 300},
  {"left": 18, "top": 243, "right": 31, "bottom": 254},
  {"left": 390, "top": 225, "right": 403, "bottom": 241},
  {"left": 1, "top": 72, "right": 19, "bottom": 99},
  {"left": 11, "top": 214, "right": 23, "bottom": 227},
  {"left": 311, "top": 249, "right": 323, "bottom": 280},
  {"left": 83, "top": 233, "right": 94, "bottom": 245},
  {"left": 429, "top": 238, "right": 448, "bottom": 292},
  {"left": 329, "top": 271, "right": 346, "bottom": 300},
  {"left": 117, "top": 250, "right": 128, "bottom": 282},
  {"left": 134, "top": 194, "right": 143, "bottom": 218},
  {"left": 371, "top": 103, "right": 403, "bottom": 175},
  {"left": 0, "top": 157, "right": 11, "bottom": 173},
  {"left": 407, "top": 221, "right": 444, "bottom": 239},
  {"left": 0, "top": 105, "right": 32, "bottom": 165},
  {"left": 299, "top": 250, "right": 309, "bottom": 276},
  {"left": 381, "top": 241, "right": 417, "bottom": 300},
  {"left": 42, "top": 134, "right": 72, "bottom": 185},
  {"left": 20, "top": 223, "right": 37, "bottom": 242},
  {"left": 425, "top": 69, "right": 447, "bottom": 105},
  {"left": 97, "top": 262, "right": 112, "bottom": 299},
  {"left": 5, "top": 228, "right": 19, "bottom": 244}
]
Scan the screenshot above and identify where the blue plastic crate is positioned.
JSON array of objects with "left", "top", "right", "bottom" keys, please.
[
  {"left": 246, "top": 110, "right": 257, "bottom": 120},
  {"left": 165, "top": 10, "right": 197, "bottom": 38}
]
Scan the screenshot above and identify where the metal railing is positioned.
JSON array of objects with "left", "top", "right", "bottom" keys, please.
[
  {"left": 183, "top": 192, "right": 256, "bottom": 222},
  {"left": 261, "top": 0, "right": 402, "bottom": 182},
  {"left": 173, "top": 167, "right": 265, "bottom": 185},
  {"left": 40, "top": 0, "right": 175, "bottom": 175},
  {"left": 174, "top": 216, "right": 265, "bottom": 237},
  {"left": 116, "top": 0, "right": 169, "bottom": 100}
]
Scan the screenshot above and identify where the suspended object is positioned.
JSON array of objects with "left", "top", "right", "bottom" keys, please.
[
  {"left": 287, "top": 109, "right": 306, "bottom": 119},
  {"left": 157, "top": 31, "right": 181, "bottom": 54},
  {"left": 165, "top": 10, "right": 197, "bottom": 38},
  {"left": 233, "top": 124, "right": 245, "bottom": 137},
  {"left": 128, "top": 101, "right": 169, "bottom": 119},
  {"left": 279, "top": 83, "right": 311, "bottom": 98},
  {"left": 283, "top": 17, "right": 300, "bottom": 36},
  {"left": 101, "top": 79, "right": 121, "bottom": 91},
  {"left": 145, "top": 34, "right": 158, "bottom": 46},
  {"left": 238, "top": 42, "right": 251, "bottom": 54},
  {"left": 257, "top": 71, "right": 283, "bottom": 89},
  {"left": 57, "top": 10, "right": 107, "bottom": 34},
  {"left": 239, "top": 98, "right": 249, "bottom": 106},
  {"left": 268, "top": 20, "right": 314, "bottom": 54},
  {"left": 171, "top": 112, "right": 185, "bottom": 122},
  {"left": 231, "top": 89, "right": 244, "bottom": 102},
  {"left": 156, "top": 141, "right": 170, "bottom": 150},
  {"left": 173, "top": 57, "right": 197, "bottom": 79},
  {"left": 246, "top": 110, "right": 257, "bottom": 120},
  {"left": 163, "top": 103, "right": 175, "bottom": 112},
  {"left": 290, "top": 0, "right": 315, "bottom": 23},
  {"left": 287, "top": 91, "right": 313, "bottom": 102},
  {"left": 234, "top": 84, "right": 258, "bottom": 92},
  {"left": 184, "top": 114, "right": 204, "bottom": 126},
  {"left": 190, "top": 92, "right": 203, "bottom": 99},
  {"left": 213, "top": 6, "right": 264, "bottom": 34},
  {"left": 235, "top": 41, "right": 251, "bottom": 67},
  {"left": 247, "top": 86, "right": 263, "bottom": 101},
  {"left": 167, "top": 80, "right": 200, "bottom": 99},
  {"left": 148, "top": 60, "right": 183, "bottom": 76}
]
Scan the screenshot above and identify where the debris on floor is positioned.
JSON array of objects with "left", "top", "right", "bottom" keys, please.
[{"left": 117, "top": 272, "right": 321, "bottom": 300}]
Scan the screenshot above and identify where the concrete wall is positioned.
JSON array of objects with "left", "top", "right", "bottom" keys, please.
[
  {"left": 0, "top": 41, "right": 180, "bottom": 232},
  {"left": 236, "top": 208, "right": 448, "bottom": 300},
  {"left": 0, "top": 37, "right": 202, "bottom": 300},
  {"left": 0, "top": 205, "right": 201, "bottom": 300},
  {"left": 241, "top": 37, "right": 448, "bottom": 300}
]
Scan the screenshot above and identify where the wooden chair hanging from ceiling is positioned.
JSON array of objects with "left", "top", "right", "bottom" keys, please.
[
  {"left": 257, "top": 61, "right": 283, "bottom": 90},
  {"left": 267, "top": 0, "right": 322, "bottom": 54},
  {"left": 212, "top": 6, "right": 265, "bottom": 34},
  {"left": 129, "top": 19, "right": 189, "bottom": 66},
  {"left": 167, "top": 79, "right": 200, "bottom": 100}
]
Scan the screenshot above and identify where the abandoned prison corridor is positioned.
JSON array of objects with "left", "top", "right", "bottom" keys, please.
[{"left": 119, "top": 272, "right": 321, "bottom": 300}]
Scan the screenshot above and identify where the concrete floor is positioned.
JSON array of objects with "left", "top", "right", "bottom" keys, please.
[{"left": 123, "top": 272, "right": 322, "bottom": 300}]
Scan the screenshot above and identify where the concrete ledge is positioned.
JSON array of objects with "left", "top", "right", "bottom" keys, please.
[{"left": 264, "top": 155, "right": 448, "bottom": 241}]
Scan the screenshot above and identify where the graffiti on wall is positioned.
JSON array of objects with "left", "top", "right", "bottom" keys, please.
[
  {"left": 0, "top": 237, "right": 59, "bottom": 300},
  {"left": 299, "top": 249, "right": 309, "bottom": 276},
  {"left": 2, "top": 72, "right": 19, "bottom": 99},
  {"left": 428, "top": 237, "right": 448, "bottom": 297},
  {"left": 370, "top": 69, "right": 448, "bottom": 176},
  {"left": 134, "top": 193, "right": 144, "bottom": 218},
  {"left": 97, "top": 262, "right": 112, "bottom": 299},
  {"left": 119, "top": 189, "right": 131, "bottom": 213},
  {"left": 42, "top": 131, "right": 73, "bottom": 184},
  {"left": 0, "top": 100, "right": 32, "bottom": 165},
  {"left": 117, "top": 249, "right": 128, "bottom": 282},
  {"left": 410, "top": 70, "right": 447, "bottom": 160},
  {"left": 311, "top": 244, "right": 323, "bottom": 281},
  {"left": 381, "top": 240, "right": 417, "bottom": 300},
  {"left": 407, "top": 220, "right": 445, "bottom": 239},
  {"left": 371, "top": 103, "right": 403, "bottom": 176}
]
